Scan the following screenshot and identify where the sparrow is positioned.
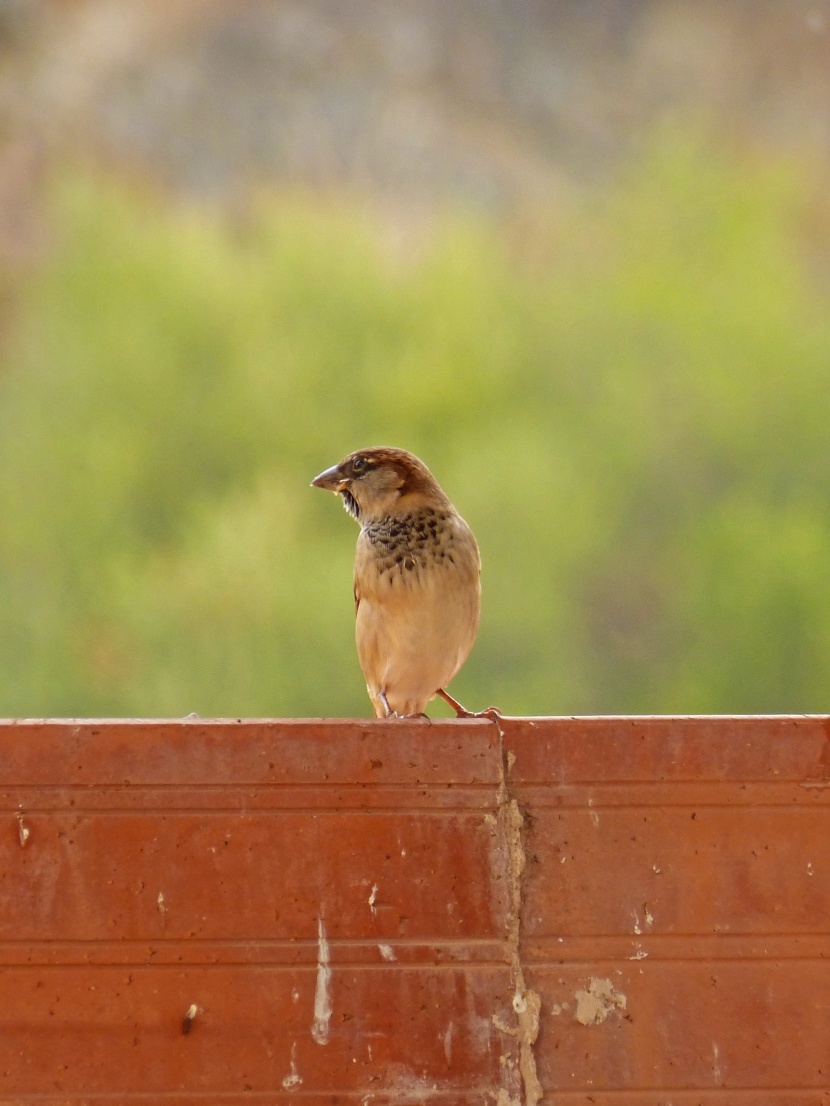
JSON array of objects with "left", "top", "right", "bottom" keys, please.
[{"left": 312, "top": 447, "right": 493, "bottom": 719}]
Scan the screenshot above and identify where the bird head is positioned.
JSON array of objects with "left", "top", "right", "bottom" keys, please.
[{"left": 311, "top": 447, "right": 449, "bottom": 522}]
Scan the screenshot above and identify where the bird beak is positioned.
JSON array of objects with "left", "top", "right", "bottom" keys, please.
[{"left": 311, "top": 464, "right": 347, "bottom": 492}]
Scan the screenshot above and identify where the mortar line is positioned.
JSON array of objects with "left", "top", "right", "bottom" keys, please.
[{"left": 494, "top": 716, "right": 543, "bottom": 1106}]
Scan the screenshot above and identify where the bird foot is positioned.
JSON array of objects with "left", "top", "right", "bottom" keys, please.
[
  {"left": 470, "top": 707, "right": 503, "bottom": 722},
  {"left": 437, "top": 688, "right": 502, "bottom": 723},
  {"left": 456, "top": 706, "right": 503, "bottom": 723},
  {"left": 379, "top": 691, "right": 431, "bottom": 721}
]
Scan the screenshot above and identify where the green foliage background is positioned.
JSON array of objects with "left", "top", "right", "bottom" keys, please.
[{"left": 1, "top": 138, "right": 829, "bottom": 717}]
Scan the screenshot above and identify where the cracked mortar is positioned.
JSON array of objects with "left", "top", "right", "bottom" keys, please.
[{"left": 493, "top": 718, "right": 543, "bottom": 1106}]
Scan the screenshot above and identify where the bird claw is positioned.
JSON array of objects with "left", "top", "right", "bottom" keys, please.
[
  {"left": 378, "top": 692, "right": 432, "bottom": 721},
  {"left": 436, "top": 688, "right": 502, "bottom": 723},
  {"left": 456, "top": 706, "right": 502, "bottom": 723}
]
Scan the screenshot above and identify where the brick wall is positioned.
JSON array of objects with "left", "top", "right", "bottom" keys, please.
[{"left": 1, "top": 716, "right": 828, "bottom": 1103}]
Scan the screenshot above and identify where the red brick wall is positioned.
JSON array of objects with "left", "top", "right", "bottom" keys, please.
[{"left": 1, "top": 716, "right": 828, "bottom": 1103}]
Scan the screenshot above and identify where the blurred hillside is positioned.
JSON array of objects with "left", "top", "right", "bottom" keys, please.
[
  {"left": 0, "top": 3, "right": 829, "bottom": 717},
  {"left": 2, "top": 0, "right": 830, "bottom": 235}
]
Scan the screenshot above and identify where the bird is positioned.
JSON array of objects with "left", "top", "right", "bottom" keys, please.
[{"left": 311, "top": 447, "right": 495, "bottom": 719}]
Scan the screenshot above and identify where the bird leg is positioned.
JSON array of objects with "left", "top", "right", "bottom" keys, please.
[
  {"left": 379, "top": 690, "right": 431, "bottom": 722},
  {"left": 437, "top": 688, "right": 502, "bottom": 723}
]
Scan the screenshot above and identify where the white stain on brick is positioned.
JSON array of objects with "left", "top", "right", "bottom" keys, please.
[
  {"left": 311, "top": 915, "right": 332, "bottom": 1045},
  {"left": 282, "top": 1041, "right": 303, "bottom": 1090}
]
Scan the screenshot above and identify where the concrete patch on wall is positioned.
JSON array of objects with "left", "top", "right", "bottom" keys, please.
[{"left": 574, "top": 977, "right": 627, "bottom": 1026}]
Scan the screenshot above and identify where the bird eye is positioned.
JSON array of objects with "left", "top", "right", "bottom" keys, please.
[{"left": 352, "top": 456, "right": 366, "bottom": 473}]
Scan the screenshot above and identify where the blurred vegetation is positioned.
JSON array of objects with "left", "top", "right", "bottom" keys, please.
[{"left": 1, "top": 137, "right": 829, "bottom": 717}]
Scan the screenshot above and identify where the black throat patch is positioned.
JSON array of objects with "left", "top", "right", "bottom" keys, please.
[{"left": 341, "top": 489, "right": 360, "bottom": 520}]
